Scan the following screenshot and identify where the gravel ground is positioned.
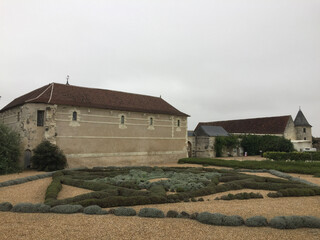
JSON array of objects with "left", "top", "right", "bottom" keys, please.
[
  {"left": 0, "top": 212, "right": 320, "bottom": 240},
  {"left": 0, "top": 168, "right": 320, "bottom": 240}
]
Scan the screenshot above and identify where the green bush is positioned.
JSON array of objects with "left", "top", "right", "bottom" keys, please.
[
  {"left": 222, "top": 215, "right": 244, "bottom": 226},
  {"left": 196, "top": 212, "right": 226, "bottom": 225},
  {"left": 216, "top": 192, "right": 263, "bottom": 200},
  {"left": 31, "top": 141, "right": 67, "bottom": 171},
  {"left": 45, "top": 177, "right": 62, "bottom": 202},
  {"left": 166, "top": 210, "right": 179, "bottom": 218},
  {"left": 11, "top": 203, "right": 50, "bottom": 213},
  {"left": 83, "top": 205, "right": 107, "bottom": 215},
  {"left": 0, "top": 202, "right": 13, "bottom": 211},
  {"left": 264, "top": 152, "right": 320, "bottom": 161},
  {"left": 241, "top": 135, "right": 294, "bottom": 155},
  {"left": 178, "top": 158, "right": 320, "bottom": 175},
  {"left": 50, "top": 204, "right": 83, "bottom": 214},
  {"left": 214, "top": 135, "right": 239, "bottom": 157},
  {"left": 245, "top": 216, "right": 268, "bottom": 227},
  {"left": 114, "top": 207, "right": 137, "bottom": 216},
  {"left": 0, "top": 123, "right": 21, "bottom": 174},
  {"left": 138, "top": 208, "right": 165, "bottom": 218}
]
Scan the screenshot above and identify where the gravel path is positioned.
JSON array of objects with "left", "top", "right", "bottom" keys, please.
[{"left": 0, "top": 212, "right": 319, "bottom": 240}]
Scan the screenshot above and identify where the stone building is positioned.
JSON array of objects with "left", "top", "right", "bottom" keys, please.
[
  {"left": 189, "top": 110, "right": 313, "bottom": 158},
  {"left": 0, "top": 83, "right": 189, "bottom": 168}
]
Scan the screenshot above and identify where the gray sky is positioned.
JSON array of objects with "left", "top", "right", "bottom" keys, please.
[{"left": 1, "top": 0, "right": 320, "bottom": 136}]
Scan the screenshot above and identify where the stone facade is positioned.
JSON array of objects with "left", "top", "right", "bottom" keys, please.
[{"left": 0, "top": 83, "right": 188, "bottom": 168}]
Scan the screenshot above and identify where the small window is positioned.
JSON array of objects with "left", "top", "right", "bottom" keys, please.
[
  {"left": 150, "top": 117, "right": 153, "bottom": 126},
  {"left": 37, "top": 110, "right": 45, "bottom": 126},
  {"left": 120, "top": 115, "right": 125, "bottom": 124},
  {"left": 72, "top": 111, "right": 77, "bottom": 121},
  {"left": 17, "top": 112, "right": 20, "bottom": 122},
  {"left": 303, "top": 128, "right": 306, "bottom": 133},
  {"left": 304, "top": 137, "right": 307, "bottom": 140},
  {"left": 177, "top": 119, "right": 180, "bottom": 127}
]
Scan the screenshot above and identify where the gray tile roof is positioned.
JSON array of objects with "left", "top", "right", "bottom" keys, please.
[
  {"left": 196, "top": 126, "right": 229, "bottom": 137},
  {"left": 294, "top": 110, "right": 312, "bottom": 127}
]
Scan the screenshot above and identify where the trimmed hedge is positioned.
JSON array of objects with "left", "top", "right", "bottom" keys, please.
[
  {"left": 83, "top": 205, "right": 107, "bottom": 215},
  {"left": 178, "top": 158, "right": 320, "bottom": 175},
  {"left": 138, "top": 208, "right": 165, "bottom": 218},
  {"left": 11, "top": 203, "right": 50, "bottom": 213},
  {"left": 269, "top": 216, "right": 320, "bottom": 229},
  {"left": 245, "top": 216, "right": 268, "bottom": 227},
  {"left": 0, "top": 202, "right": 13, "bottom": 211},
  {"left": 114, "top": 207, "right": 137, "bottom": 216},
  {"left": 50, "top": 204, "right": 83, "bottom": 214},
  {"left": 264, "top": 152, "right": 320, "bottom": 161},
  {"left": 215, "top": 192, "right": 263, "bottom": 200}
]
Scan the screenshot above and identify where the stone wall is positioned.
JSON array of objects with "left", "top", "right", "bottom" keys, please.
[{"left": 1, "top": 103, "right": 188, "bottom": 167}]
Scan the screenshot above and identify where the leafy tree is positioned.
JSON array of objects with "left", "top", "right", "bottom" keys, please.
[
  {"left": 31, "top": 140, "right": 67, "bottom": 171},
  {"left": 0, "top": 123, "right": 21, "bottom": 174},
  {"left": 241, "top": 135, "right": 294, "bottom": 155},
  {"left": 214, "top": 135, "right": 239, "bottom": 157}
]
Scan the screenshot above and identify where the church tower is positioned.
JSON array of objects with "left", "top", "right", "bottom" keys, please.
[{"left": 294, "top": 108, "right": 312, "bottom": 141}]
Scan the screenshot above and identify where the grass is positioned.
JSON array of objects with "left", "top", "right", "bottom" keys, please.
[{"left": 178, "top": 158, "right": 320, "bottom": 176}]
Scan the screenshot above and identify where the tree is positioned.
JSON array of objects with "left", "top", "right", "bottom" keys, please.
[
  {"left": 0, "top": 123, "right": 21, "bottom": 174},
  {"left": 31, "top": 141, "right": 67, "bottom": 171}
]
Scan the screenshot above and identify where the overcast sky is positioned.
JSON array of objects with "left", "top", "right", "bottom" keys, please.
[{"left": 1, "top": 0, "right": 319, "bottom": 136}]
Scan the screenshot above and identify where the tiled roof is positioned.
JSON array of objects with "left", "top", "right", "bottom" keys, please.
[
  {"left": 196, "top": 115, "right": 291, "bottom": 135},
  {"left": 196, "top": 126, "right": 229, "bottom": 137},
  {"left": 0, "top": 83, "right": 189, "bottom": 117},
  {"left": 294, "top": 110, "right": 312, "bottom": 127}
]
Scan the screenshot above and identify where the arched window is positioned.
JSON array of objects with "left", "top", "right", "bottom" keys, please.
[
  {"left": 121, "top": 115, "right": 125, "bottom": 124},
  {"left": 150, "top": 117, "right": 153, "bottom": 126},
  {"left": 72, "top": 111, "right": 77, "bottom": 121},
  {"left": 177, "top": 119, "right": 181, "bottom": 127}
]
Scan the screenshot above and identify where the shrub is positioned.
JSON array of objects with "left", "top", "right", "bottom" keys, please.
[
  {"left": 138, "top": 208, "right": 165, "bottom": 218},
  {"left": 302, "top": 216, "right": 320, "bottom": 228},
  {"left": 216, "top": 192, "right": 263, "bottom": 200},
  {"left": 31, "top": 140, "right": 67, "bottom": 171},
  {"left": 11, "top": 203, "right": 50, "bottom": 213},
  {"left": 0, "top": 123, "right": 21, "bottom": 174},
  {"left": 83, "top": 205, "right": 107, "bottom": 215},
  {"left": 222, "top": 215, "right": 244, "bottom": 226},
  {"left": 190, "top": 212, "right": 199, "bottom": 220},
  {"left": 178, "top": 211, "right": 190, "bottom": 219},
  {"left": 166, "top": 210, "right": 179, "bottom": 218},
  {"left": 264, "top": 152, "right": 320, "bottom": 161},
  {"left": 196, "top": 212, "right": 226, "bottom": 225},
  {"left": 245, "top": 216, "right": 268, "bottom": 227},
  {"left": 45, "top": 177, "right": 62, "bottom": 202},
  {"left": 114, "top": 207, "right": 136, "bottom": 216},
  {"left": 0, "top": 202, "right": 13, "bottom": 211},
  {"left": 50, "top": 204, "right": 83, "bottom": 214},
  {"left": 241, "top": 135, "right": 294, "bottom": 155}
]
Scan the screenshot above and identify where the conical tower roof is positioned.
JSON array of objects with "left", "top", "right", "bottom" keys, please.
[{"left": 294, "top": 109, "right": 312, "bottom": 127}]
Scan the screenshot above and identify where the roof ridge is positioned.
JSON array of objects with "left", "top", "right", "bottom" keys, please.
[
  {"left": 202, "top": 115, "right": 290, "bottom": 124},
  {"left": 25, "top": 83, "right": 53, "bottom": 103},
  {"left": 52, "top": 82, "right": 161, "bottom": 100}
]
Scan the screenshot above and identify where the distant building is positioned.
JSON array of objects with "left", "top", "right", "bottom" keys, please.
[
  {"left": 189, "top": 109, "right": 312, "bottom": 157},
  {"left": 0, "top": 83, "right": 189, "bottom": 168}
]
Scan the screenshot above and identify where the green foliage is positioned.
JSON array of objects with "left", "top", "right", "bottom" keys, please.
[
  {"left": 11, "top": 203, "right": 50, "bottom": 213},
  {"left": 214, "top": 135, "right": 239, "bottom": 157},
  {"left": 114, "top": 207, "right": 137, "bottom": 216},
  {"left": 83, "top": 205, "right": 107, "bottom": 215},
  {"left": 216, "top": 192, "right": 263, "bottom": 200},
  {"left": 45, "top": 176, "right": 62, "bottom": 202},
  {"left": 245, "top": 216, "right": 268, "bottom": 227},
  {"left": 0, "top": 123, "right": 21, "bottom": 174},
  {"left": 264, "top": 151, "right": 320, "bottom": 161},
  {"left": 166, "top": 210, "right": 179, "bottom": 218},
  {"left": 31, "top": 141, "right": 67, "bottom": 171},
  {"left": 0, "top": 202, "right": 13, "bottom": 211},
  {"left": 138, "top": 208, "right": 165, "bottom": 218},
  {"left": 178, "top": 158, "right": 320, "bottom": 175},
  {"left": 50, "top": 204, "right": 83, "bottom": 214},
  {"left": 240, "top": 135, "right": 294, "bottom": 155}
]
